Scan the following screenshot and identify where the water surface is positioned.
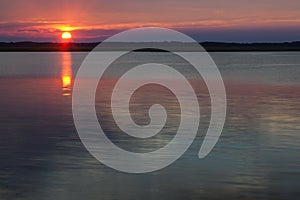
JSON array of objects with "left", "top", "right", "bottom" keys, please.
[{"left": 0, "top": 52, "right": 300, "bottom": 200}]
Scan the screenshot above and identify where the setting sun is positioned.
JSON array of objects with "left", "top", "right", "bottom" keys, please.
[{"left": 61, "top": 31, "right": 72, "bottom": 39}]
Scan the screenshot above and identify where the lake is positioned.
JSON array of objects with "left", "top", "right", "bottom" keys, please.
[{"left": 0, "top": 51, "right": 300, "bottom": 199}]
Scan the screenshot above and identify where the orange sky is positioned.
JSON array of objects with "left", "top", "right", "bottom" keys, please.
[{"left": 0, "top": 0, "right": 300, "bottom": 42}]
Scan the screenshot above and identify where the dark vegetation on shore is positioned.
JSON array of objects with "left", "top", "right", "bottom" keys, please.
[{"left": 0, "top": 41, "right": 300, "bottom": 52}]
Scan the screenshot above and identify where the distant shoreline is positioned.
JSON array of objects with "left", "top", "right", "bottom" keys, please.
[{"left": 0, "top": 41, "right": 300, "bottom": 52}]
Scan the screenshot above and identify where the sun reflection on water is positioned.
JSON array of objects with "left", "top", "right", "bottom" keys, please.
[{"left": 61, "top": 52, "right": 72, "bottom": 96}]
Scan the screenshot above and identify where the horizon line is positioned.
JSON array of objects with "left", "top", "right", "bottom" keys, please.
[{"left": 1, "top": 41, "right": 300, "bottom": 44}]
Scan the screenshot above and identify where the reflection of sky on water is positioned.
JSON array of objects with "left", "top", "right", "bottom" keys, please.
[{"left": 0, "top": 52, "right": 300, "bottom": 199}]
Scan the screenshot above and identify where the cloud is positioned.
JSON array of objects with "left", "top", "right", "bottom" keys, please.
[{"left": 0, "top": 0, "right": 300, "bottom": 42}]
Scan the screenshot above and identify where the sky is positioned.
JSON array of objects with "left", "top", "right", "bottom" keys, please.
[{"left": 0, "top": 0, "right": 300, "bottom": 42}]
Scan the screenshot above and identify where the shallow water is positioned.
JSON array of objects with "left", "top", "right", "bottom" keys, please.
[{"left": 0, "top": 52, "right": 300, "bottom": 199}]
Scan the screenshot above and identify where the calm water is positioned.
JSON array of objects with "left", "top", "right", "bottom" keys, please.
[{"left": 0, "top": 52, "right": 300, "bottom": 200}]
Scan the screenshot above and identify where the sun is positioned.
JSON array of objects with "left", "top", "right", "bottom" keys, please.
[{"left": 61, "top": 31, "right": 72, "bottom": 39}]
